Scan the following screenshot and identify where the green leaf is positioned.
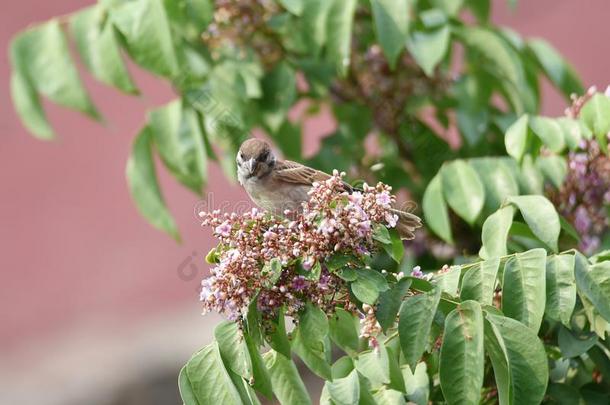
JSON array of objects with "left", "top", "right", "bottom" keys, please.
[
  {"left": 244, "top": 334, "right": 273, "bottom": 398},
  {"left": 545, "top": 254, "right": 576, "bottom": 326},
  {"left": 292, "top": 304, "right": 332, "bottom": 379},
  {"left": 326, "top": 369, "right": 360, "bottom": 405},
  {"left": 470, "top": 158, "right": 520, "bottom": 213},
  {"left": 529, "top": 116, "right": 565, "bottom": 153},
  {"left": 501, "top": 248, "right": 547, "bottom": 331},
  {"left": 399, "top": 287, "right": 441, "bottom": 370},
  {"left": 126, "top": 127, "right": 179, "bottom": 240},
  {"left": 468, "top": 0, "right": 491, "bottom": 22},
  {"left": 264, "top": 350, "right": 312, "bottom": 405},
  {"left": 227, "top": 369, "right": 261, "bottom": 405},
  {"left": 557, "top": 117, "right": 583, "bottom": 149},
  {"left": 557, "top": 326, "right": 597, "bottom": 358},
  {"left": 460, "top": 257, "right": 501, "bottom": 305},
  {"left": 10, "top": 69, "right": 54, "bottom": 140},
  {"left": 268, "top": 312, "right": 291, "bottom": 358},
  {"left": 326, "top": 0, "right": 357, "bottom": 76},
  {"left": 373, "top": 387, "right": 407, "bottom": 404},
  {"left": 10, "top": 20, "right": 99, "bottom": 120},
  {"left": 440, "top": 301, "right": 485, "bottom": 405},
  {"left": 262, "top": 258, "right": 283, "bottom": 287},
  {"left": 355, "top": 343, "right": 391, "bottom": 386},
  {"left": 280, "top": 0, "right": 304, "bottom": 15},
  {"left": 536, "top": 155, "right": 567, "bottom": 188},
  {"left": 433, "top": 265, "right": 461, "bottom": 296},
  {"left": 441, "top": 160, "right": 485, "bottom": 224},
  {"left": 214, "top": 321, "right": 253, "bottom": 380},
  {"left": 505, "top": 115, "right": 529, "bottom": 162},
  {"left": 406, "top": 25, "right": 450, "bottom": 76},
  {"left": 377, "top": 278, "right": 412, "bottom": 332},
  {"left": 423, "top": 174, "right": 453, "bottom": 243},
  {"left": 480, "top": 205, "right": 515, "bottom": 260},
  {"left": 401, "top": 362, "right": 429, "bottom": 405},
  {"left": 580, "top": 93, "right": 610, "bottom": 153},
  {"left": 432, "top": 0, "right": 464, "bottom": 16},
  {"left": 148, "top": 101, "right": 207, "bottom": 193},
  {"left": 260, "top": 62, "right": 297, "bottom": 133},
  {"left": 383, "top": 228, "right": 404, "bottom": 263},
  {"left": 180, "top": 342, "right": 243, "bottom": 405},
  {"left": 527, "top": 38, "right": 583, "bottom": 98},
  {"left": 301, "top": 0, "right": 332, "bottom": 56},
  {"left": 484, "top": 313, "right": 549, "bottom": 405},
  {"left": 370, "top": 0, "right": 411, "bottom": 69},
  {"left": 110, "top": 0, "right": 179, "bottom": 77},
  {"left": 329, "top": 308, "right": 360, "bottom": 355},
  {"left": 351, "top": 278, "right": 379, "bottom": 304},
  {"left": 457, "top": 26, "right": 520, "bottom": 85},
  {"left": 507, "top": 195, "right": 560, "bottom": 252},
  {"left": 574, "top": 253, "right": 610, "bottom": 322},
  {"left": 70, "top": 5, "right": 138, "bottom": 94}
]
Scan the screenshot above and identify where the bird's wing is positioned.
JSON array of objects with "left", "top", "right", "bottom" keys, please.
[{"left": 273, "top": 160, "right": 333, "bottom": 186}]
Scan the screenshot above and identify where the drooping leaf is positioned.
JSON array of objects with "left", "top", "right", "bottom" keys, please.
[
  {"left": 557, "top": 326, "right": 598, "bottom": 358},
  {"left": 214, "top": 321, "right": 253, "bottom": 380},
  {"left": 470, "top": 158, "right": 519, "bottom": 213},
  {"left": 460, "top": 257, "right": 500, "bottom": 305},
  {"left": 529, "top": 116, "right": 565, "bottom": 153},
  {"left": 300, "top": 0, "right": 332, "bottom": 57},
  {"left": 227, "top": 369, "right": 261, "bottom": 405},
  {"left": 268, "top": 311, "right": 291, "bottom": 358},
  {"left": 439, "top": 301, "right": 485, "bottom": 405},
  {"left": 9, "top": 68, "right": 53, "bottom": 139},
  {"left": 423, "top": 174, "right": 453, "bottom": 244},
  {"left": 244, "top": 334, "right": 273, "bottom": 398},
  {"left": 325, "top": 0, "right": 357, "bottom": 76},
  {"left": 326, "top": 369, "right": 360, "bottom": 405},
  {"left": 180, "top": 342, "right": 243, "bottom": 405},
  {"left": 501, "top": 248, "right": 547, "bottom": 331},
  {"left": 504, "top": 115, "right": 529, "bottom": 162},
  {"left": 441, "top": 160, "right": 485, "bottom": 224},
  {"left": 376, "top": 278, "right": 412, "bottom": 332},
  {"left": 484, "top": 313, "right": 549, "bottom": 405},
  {"left": 574, "top": 253, "right": 610, "bottom": 322},
  {"left": 355, "top": 343, "right": 391, "bottom": 386},
  {"left": 480, "top": 205, "right": 515, "bottom": 259},
  {"left": 399, "top": 287, "right": 441, "bottom": 370},
  {"left": 536, "top": 155, "right": 567, "bottom": 188},
  {"left": 401, "top": 362, "right": 429, "bottom": 405},
  {"left": 580, "top": 93, "right": 610, "bottom": 153},
  {"left": 433, "top": 265, "right": 461, "bottom": 296},
  {"left": 292, "top": 303, "right": 332, "bottom": 379},
  {"left": 507, "top": 195, "right": 560, "bottom": 252},
  {"left": 126, "top": 127, "right": 180, "bottom": 240},
  {"left": 110, "top": 0, "right": 179, "bottom": 77},
  {"left": 527, "top": 38, "right": 583, "bottom": 98},
  {"left": 370, "top": 0, "right": 411, "bottom": 69},
  {"left": 264, "top": 350, "right": 312, "bottom": 405},
  {"left": 329, "top": 308, "right": 360, "bottom": 355},
  {"left": 373, "top": 387, "right": 407, "bottom": 405},
  {"left": 545, "top": 254, "right": 576, "bottom": 326},
  {"left": 260, "top": 61, "right": 297, "bottom": 133},
  {"left": 406, "top": 25, "right": 451, "bottom": 76},
  {"left": 70, "top": 5, "right": 138, "bottom": 94},
  {"left": 10, "top": 20, "right": 100, "bottom": 121}
]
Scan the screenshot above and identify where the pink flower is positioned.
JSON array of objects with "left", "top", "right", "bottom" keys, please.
[{"left": 214, "top": 221, "right": 232, "bottom": 237}]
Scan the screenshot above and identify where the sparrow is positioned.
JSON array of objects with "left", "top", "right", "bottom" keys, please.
[{"left": 236, "top": 138, "right": 421, "bottom": 239}]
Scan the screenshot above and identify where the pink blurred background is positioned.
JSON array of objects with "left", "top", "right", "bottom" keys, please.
[{"left": 1, "top": 1, "right": 609, "bottom": 403}]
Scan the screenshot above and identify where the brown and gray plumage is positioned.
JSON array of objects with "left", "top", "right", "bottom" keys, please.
[{"left": 236, "top": 139, "right": 421, "bottom": 239}]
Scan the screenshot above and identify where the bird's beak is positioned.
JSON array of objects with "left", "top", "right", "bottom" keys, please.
[{"left": 246, "top": 158, "right": 256, "bottom": 174}]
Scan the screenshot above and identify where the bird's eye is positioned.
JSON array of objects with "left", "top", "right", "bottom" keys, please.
[{"left": 258, "top": 151, "right": 269, "bottom": 162}]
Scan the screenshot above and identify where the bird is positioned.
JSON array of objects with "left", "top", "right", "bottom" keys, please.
[{"left": 236, "top": 138, "right": 422, "bottom": 239}]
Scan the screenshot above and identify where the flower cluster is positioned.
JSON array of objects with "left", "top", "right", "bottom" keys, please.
[
  {"left": 550, "top": 86, "right": 610, "bottom": 254},
  {"left": 198, "top": 172, "right": 400, "bottom": 322}
]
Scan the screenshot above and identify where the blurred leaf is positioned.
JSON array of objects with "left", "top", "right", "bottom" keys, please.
[
  {"left": 529, "top": 116, "right": 565, "bottom": 153},
  {"left": 126, "top": 127, "right": 180, "bottom": 240},
  {"left": 527, "top": 38, "right": 583, "bottom": 99},
  {"left": 484, "top": 313, "right": 548, "bottom": 405},
  {"left": 536, "top": 155, "right": 567, "bottom": 188},
  {"left": 355, "top": 343, "right": 391, "bottom": 386},
  {"left": 470, "top": 158, "right": 520, "bottom": 213},
  {"left": 423, "top": 174, "right": 453, "bottom": 244},
  {"left": 111, "top": 0, "right": 179, "bottom": 77},
  {"left": 468, "top": 0, "right": 491, "bottom": 22},
  {"left": 406, "top": 25, "right": 450, "bottom": 77},
  {"left": 301, "top": 0, "right": 332, "bottom": 56},
  {"left": 260, "top": 62, "right": 297, "bottom": 133},
  {"left": 441, "top": 160, "right": 485, "bottom": 224},
  {"left": 501, "top": 248, "right": 547, "bottom": 331},
  {"left": 326, "top": 0, "right": 357, "bottom": 76},
  {"left": 180, "top": 342, "right": 243, "bottom": 405},
  {"left": 71, "top": 5, "right": 138, "bottom": 94},
  {"left": 505, "top": 115, "right": 529, "bottom": 162},
  {"left": 10, "top": 20, "right": 100, "bottom": 121},
  {"left": 280, "top": 0, "right": 304, "bottom": 15},
  {"left": 329, "top": 308, "right": 360, "bottom": 355},
  {"left": 370, "top": 0, "right": 411, "bottom": 69},
  {"left": 545, "top": 254, "right": 576, "bottom": 326},
  {"left": 439, "top": 301, "right": 485, "bottom": 405},
  {"left": 432, "top": 0, "right": 464, "bottom": 16},
  {"left": 580, "top": 93, "right": 610, "bottom": 153},
  {"left": 399, "top": 287, "right": 441, "bottom": 370},
  {"left": 264, "top": 350, "right": 312, "bottom": 405}
]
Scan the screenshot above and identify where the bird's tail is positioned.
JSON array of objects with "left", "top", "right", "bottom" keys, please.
[{"left": 390, "top": 202, "right": 422, "bottom": 240}]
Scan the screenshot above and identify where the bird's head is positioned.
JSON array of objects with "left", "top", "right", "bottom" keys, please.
[{"left": 237, "top": 139, "right": 276, "bottom": 181}]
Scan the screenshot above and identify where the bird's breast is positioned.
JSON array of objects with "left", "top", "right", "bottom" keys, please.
[{"left": 242, "top": 176, "right": 311, "bottom": 216}]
